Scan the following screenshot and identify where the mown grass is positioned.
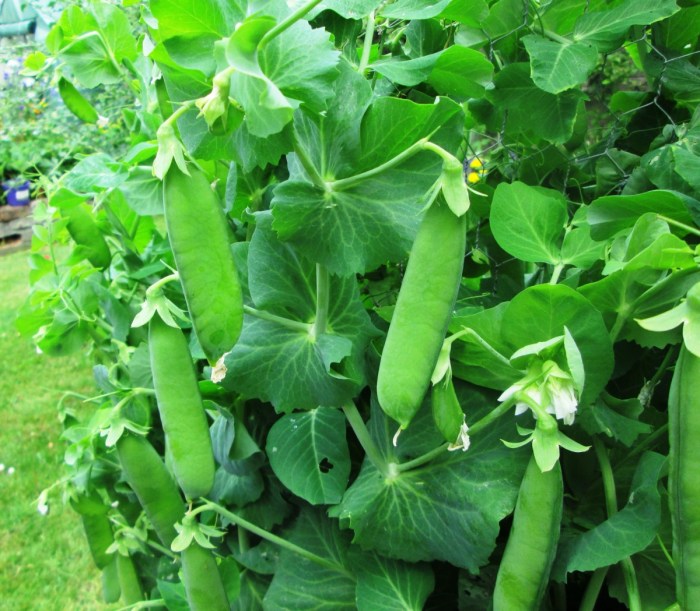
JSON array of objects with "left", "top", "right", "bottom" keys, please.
[{"left": 0, "top": 249, "right": 109, "bottom": 610}]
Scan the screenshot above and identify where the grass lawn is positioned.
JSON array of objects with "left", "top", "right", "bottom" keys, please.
[{"left": 0, "top": 249, "right": 110, "bottom": 610}]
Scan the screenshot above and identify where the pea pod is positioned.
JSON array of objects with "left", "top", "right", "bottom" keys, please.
[
  {"left": 164, "top": 166, "right": 243, "bottom": 362},
  {"left": 149, "top": 315, "right": 216, "bottom": 499},
  {"left": 101, "top": 555, "right": 121, "bottom": 603},
  {"left": 117, "top": 553, "right": 143, "bottom": 605},
  {"left": 377, "top": 198, "right": 466, "bottom": 429},
  {"left": 181, "top": 543, "right": 230, "bottom": 611},
  {"left": 116, "top": 434, "right": 185, "bottom": 546},
  {"left": 57, "top": 77, "right": 98, "bottom": 123},
  {"left": 493, "top": 456, "right": 563, "bottom": 610},
  {"left": 432, "top": 376, "right": 463, "bottom": 444},
  {"left": 62, "top": 203, "right": 111, "bottom": 269},
  {"left": 669, "top": 345, "right": 700, "bottom": 608},
  {"left": 70, "top": 494, "right": 114, "bottom": 570}
]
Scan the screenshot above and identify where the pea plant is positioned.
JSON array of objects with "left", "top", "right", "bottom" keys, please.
[{"left": 20, "top": 0, "right": 700, "bottom": 609}]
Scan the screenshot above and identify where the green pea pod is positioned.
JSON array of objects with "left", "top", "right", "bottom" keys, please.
[
  {"left": 493, "top": 456, "right": 563, "bottom": 610},
  {"left": 70, "top": 494, "right": 113, "bottom": 570},
  {"left": 57, "top": 77, "right": 98, "bottom": 123},
  {"left": 117, "top": 553, "right": 143, "bottom": 605},
  {"left": 377, "top": 198, "right": 466, "bottom": 429},
  {"left": 441, "top": 158, "right": 470, "bottom": 217},
  {"left": 164, "top": 167, "right": 243, "bottom": 362},
  {"left": 181, "top": 543, "right": 230, "bottom": 611},
  {"left": 432, "top": 376, "right": 463, "bottom": 444},
  {"left": 101, "top": 555, "right": 121, "bottom": 604},
  {"left": 149, "top": 315, "right": 216, "bottom": 499},
  {"left": 116, "top": 434, "right": 185, "bottom": 546},
  {"left": 669, "top": 346, "right": 700, "bottom": 608},
  {"left": 63, "top": 203, "right": 111, "bottom": 269}
]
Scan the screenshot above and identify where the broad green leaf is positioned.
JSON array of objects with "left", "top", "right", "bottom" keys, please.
[
  {"left": 222, "top": 218, "right": 377, "bottom": 411},
  {"left": 588, "top": 190, "right": 697, "bottom": 240},
  {"left": 428, "top": 45, "right": 493, "bottom": 99},
  {"left": 381, "top": 0, "right": 452, "bottom": 18},
  {"left": 440, "top": 0, "right": 489, "bottom": 27},
  {"left": 117, "top": 168, "right": 164, "bottom": 216},
  {"left": 272, "top": 80, "right": 463, "bottom": 275},
  {"left": 150, "top": 0, "right": 243, "bottom": 39},
  {"left": 674, "top": 147, "right": 700, "bottom": 193},
  {"left": 522, "top": 35, "right": 598, "bottom": 94},
  {"left": 225, "top": 12, "right": 340, "bottom": 137},
  {"left": 560, "top": 226, "right": 605, "bottom": 269},
  {"left": 573, "top": 0, "right": 679, "bottom": 52},
  {"left": 552, "top": 452, "right": 666, "bottom": 580},
  {"left": 488, "top": 63, "right": 584, "bottom": 144},
  {"left": 263, "top": 508, "right": 356, "bottom": 610},
  {"left": 352, "top": 553, "right": 434, "bottom": 610},
  {"left": 661, "top": 58, "right": 700, "bottom": 105},
  {"left": 490, "top": 182, "right": 568, "bottom": 264},
  {"left": 266, "top": 407, "right": 351, "bottom": 505},
  {"left": 315, "top": 0, "right": 383, "bottom": 18},
  {"left": 578, "top": 393, "right": 652, "bottom": 447},
  {"left": 371, "top": 53, "right": 440, "bottom": 87},
  {"left": 331, "top": 393, "right": 528, "bottom": 571},
  {"left": 232, "top": 571, "right": 270, "bottom": 611},
  {"left": 502, "top": 285, "right": 614, "bottom": 406},
  {"left": 64, "top": 154, "right": 128, "bottom": 194}
]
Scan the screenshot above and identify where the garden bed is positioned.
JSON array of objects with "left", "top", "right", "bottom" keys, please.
[{"left": 0, "top": 203, "right": 32, "bottom": 254}]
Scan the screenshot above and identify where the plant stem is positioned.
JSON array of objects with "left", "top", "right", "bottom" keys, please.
[
  {"left": 578, "top": 567, "right": 609, "bottom": 611},
  {"left": 147, "top": 273, "right": 180, "bottom": 297},
  {"left": 258, "top": 0, "right": 325, "bottom": 49},
  {"left": 549, "top": 263, "right": 565, "bottom": 285},
  {"left": 313, "top": 264, "right": 329, "bottom": 337},
  {"left": 146, "top": 540, "right": 178, "bottom": 561},
  {"left": 330, "top": 137, "right": 429, "bottom": 191},
  {"left": 657, "top": 214, "right": 700, "bottom": 237},
  {"left": 203, "top": 500, "right": 353, "bottom": 577},
  {"left": 422, "top": 140, "right": 456, "bottom": 163},
  {"left": 358, "top": 11, "right": 376, "bottom": 74},
  {"left": 162, "top": 100, "right": 196, "bottom": 128},
  {"left": 342, "top": 402, "right": 390, "bottom": 477},
  {"left": 469, "top": 396, "right": 517, "bottom": 436},
  {"left": 593, "top": 437, "right": 642, "bottom": 611},
  {"left": 292, "top": 128, "right": 326, "bottom": 189},
  {"left": 243, "top": 305, "right": 312, "bottom": 333},
  {"left": 396, "top": 443, "right": 448, "bottom": 472}
]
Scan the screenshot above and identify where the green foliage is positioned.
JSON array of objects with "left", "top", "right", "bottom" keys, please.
[{"left": 17, "top": 0, "right": 700, "bottom": 608}]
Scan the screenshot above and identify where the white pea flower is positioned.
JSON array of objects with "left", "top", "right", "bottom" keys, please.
[
  {"left": 447, "top": 420, "right": 470, "bottom": 452},
  {"left": 7, "top": 466, "right": 15, "bottom": 475},
  {"left": 211, "top": 354, "right": 228, "bottom": 384},
  {"left": 96, "top": 115, "right": 110, "bottom": 129}
]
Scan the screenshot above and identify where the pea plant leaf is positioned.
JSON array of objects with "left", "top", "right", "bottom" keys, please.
[
  {"left": 351, "top": 552, "right": 434, "bottom": 611},
  {"left": 488, "top": 63, "right": 584, "bottom": 144},
  {"left": 263, "top": 507, "right": 356, "bottom": 610},
  {"left": 552, "top": 451, "right": 666, "bottom": 581},
  {"left": 522, "top": 35, "right": 598, "bottom": 94},
  {"left": 266, "top": 407, "right": 351, "bottom": 505},
  {"left": 272, "top": 67, "right": 463, "bottom": 275},
  {"left": 222, "top": 216, "right": 377, "bottom": 412},
  {"left": 501, "top": 284, "right": 614, "bottom": 406},
  {"left": 331, "top": 391, "right": 529, "bottom": 572},
  {"left": 490, "top": 182, "right": 568, "bottom": 264},
  {"left": 573, "top": 0, "right": 679, "bottom": 52}
]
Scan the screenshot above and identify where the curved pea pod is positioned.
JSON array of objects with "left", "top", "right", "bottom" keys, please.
[
  {"left": 164, "top": 166, "right": 243, "bottom": 362},
  {"left": 377, "top": 198, "right": 466, "bottom": 429},
  {"left": 62, "top": 203, "right": 111, "bottom": 269},
  {"left": 432, "top": 376, "right": 464, "bottom": 444},
  {"left": 117, "top": 553, "right": 143, "bottom": 605},
  {"left": 441, "top": 157, "right": 470, "bottom": 217},
  {"left": 181, "top": 543, "right": 230, "bottom": 611},
  {"left": 149, "top": 315, "right": 216, "bottom": 499},
  {"left": 493, "top": 456, "right": 563, "bottom": 610},
  {"left": 70, "top": 494, "right": 114, "bottom": 570},
  {"left": 669, "top": 346, "right": 700, "bottom": 608},
  {"left": 101, "top": 555, "right": 121, "bottom": 604},
  {"left": 116, "top": 434, "right": 185, "bottom": 546},
  {"left": 57, "top": 77, "right": 98, "bottom": 123}
]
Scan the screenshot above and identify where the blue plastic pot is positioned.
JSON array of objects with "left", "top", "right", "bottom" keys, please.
[{"left": 2, "top": 181, "right": 31, "bottom": 206}]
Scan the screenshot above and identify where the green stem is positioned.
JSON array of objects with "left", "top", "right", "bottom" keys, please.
[
  {"left": 162, "top": 100, "right": 196, "bottom": 128},
  {"left": 243, "top": 305, "right": 312, "bottom": 333},
  {"left": 258, "top": 0, "right": 325, "bottom": 49},
  {"left": 594, "top": 437, "right": 642, "bottom": 611},
  {"left": 147, "top": 273, "right": 180, "bottom": 297},
  {"left": 541, "top": 28, "right": 571, "bottom": 45},
  {"left": 146, "top": 539, "right": 178, "bottom": 561},
  {"left": 313, "top": 264, "right": 330, "bottom": 337},
  {"left": 469, "top": 396, "right": 517, "bottom": 436},
  {"left": 358, "top": 11, "right": 376, "bottom": 74},
  {"left": 342, "top": 402, "right": 390, "bottom": 477},
  {"left": 421, "top": 141, "right": 458, "bottom": 164},
  {"left": 609, "top": 311, "right": 628, "bottom": 344},
  {"left": 549, "top": 263, "right": 565, "bottom": 285},
  {"left": 396, "top": 443, "right": 448, "bottom": 473},
  {"left": 330, "top": 137, "right": 429, "bottom": 191},
  {"left": 292, "top": 129, "right": 326, "bottom": 189},
  {"left": 203, "top": 500, "right": 353, "bottom": 577},
  {"left": 657, "top": 215, "right": 700, "bottom": 238},
  {"left": 578, "top": 567, "right": 609, "bottom": 611},
  {"left": 117, "top": 600, "right": 166, "bottom": 610}
]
